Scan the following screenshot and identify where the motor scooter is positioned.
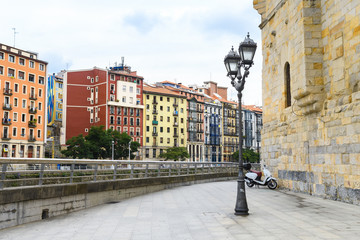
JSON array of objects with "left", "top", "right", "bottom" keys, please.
[{"left": 243, "top": 163, "right": 277, "bottom": 189}]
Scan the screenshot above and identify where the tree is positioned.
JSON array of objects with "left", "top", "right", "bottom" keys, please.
[
  {"left": 159, "top": 147, "right": 190, "bottom": 161},
  {"left": 61, "top": 126, "right": 140, "bottom": 159},
  {"left": 232, "top": 148, "right": 260, "bottom": 163}
]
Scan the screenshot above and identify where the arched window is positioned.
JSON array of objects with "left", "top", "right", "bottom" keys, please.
[{"left": 284, "top": 62, "right": 291, "bottom": 108}]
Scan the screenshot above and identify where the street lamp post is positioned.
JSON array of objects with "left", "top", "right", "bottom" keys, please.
[
  {"left": 128, "top": 141, "right": 131, "bottom": 160},
  {"left": 112, "top": 140, "right": 114, "bottom": 160},
  {"left": 224, "top": 33, "right": 257, "bottom": 216}
]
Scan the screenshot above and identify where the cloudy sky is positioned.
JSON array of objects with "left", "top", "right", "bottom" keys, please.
[{"left": 1, "top": 0, "right": 263, "bottom": 105}]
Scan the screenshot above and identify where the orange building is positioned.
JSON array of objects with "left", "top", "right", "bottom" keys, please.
[{"left": 0, "top": 43, "right": 47, "bottom": 158}]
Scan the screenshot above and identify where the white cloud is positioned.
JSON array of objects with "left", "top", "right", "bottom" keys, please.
[{"left": 0, "top": 0, "right": 262, "bottom": 105}]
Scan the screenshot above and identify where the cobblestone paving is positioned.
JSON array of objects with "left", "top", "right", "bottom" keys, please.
[{"left": 1, "top": 181, "right": 359, "bottom": 240}]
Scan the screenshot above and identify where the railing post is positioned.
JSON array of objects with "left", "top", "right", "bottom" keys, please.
[
  {"left": 178, "top": 163, "right": 181, "bottom": 176},
  {"left": 145, "top": 163, "right": 149, "bottom": 178},
  {"left": 94, "top": 164, "right": 98, "bottom": 182},
  {"left": 208, "top": 163, "right": 211, "bottom": 173},
  {"left": 187, "top": 163, "right": 190, "bottom": 175},
  {"left": 70, "top": 163, "right": 74, "bottom": 183},
  {"left": 113, "top": 163, "right": 117, "bottom": 180},
  {"left": 158, "top": 163, "right": 161, "bottom": 177},
  {"left": 0, "top": 164, "right": 7, "bottom": 189},
  {"left": 39, "top": 163, "right": 45, "bottom": 186},
  {"left": 168, "top": 163, "right": 172, "bottom": 176},
  {"left": 130, "top": 164, "right": 134, "bottom": 179}
]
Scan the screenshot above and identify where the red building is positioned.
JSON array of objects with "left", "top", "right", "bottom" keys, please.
[{"left": 62, "top": 66, "right": 144, "bottom": 159}]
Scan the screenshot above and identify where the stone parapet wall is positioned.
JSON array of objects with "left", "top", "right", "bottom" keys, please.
[{"left": 254, "top": 0, "right": 360, "bottom": 205}]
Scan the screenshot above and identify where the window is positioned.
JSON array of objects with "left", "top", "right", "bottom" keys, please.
[
  {"left": 136, "top": 118, "right": 140, "bottom": 126},
  {"left": 146, "top": 126, "right": 149, "bottom": 132},
  {"left": 160, "top": 97, "right": 163, "bottom": 101},
  {"left": 130, "top": 118, "right": 134, "bottom": 126},
  {"left": 38, "top": 116, "right": 41, "bottom": 124},
  {"left": 123, "top": 117, "right": 128, "bottom": 125},
  {"left": 153, "top": 149, "right": 156, "bottom": 158},
  {"left": 0, "top": 66, "right": 3, "bottom": 75},
  {"left": 160, "top": 106, "right": 163, "bottom": 111},
  {"left": 167, "top": 138, "right": 170, "bottom": 144},
  {"left": 122, "top": 97, "right": 126, "bottom": 103},
  {"left": 167, "top": 127, "right": 170, "bottom": 133},
  {"left": 117, "top": 107, "right": 121, "bottom": 115},
  {"left": 123, "top": 108, "right": 128, "bottom": 115},
  {"left": 37, "top": 130, "right": 41, "bottom": 138},
  {"left": 136, "top": 109, "right": 140, "bottom": 116},
  {"left": 146, "top": 115, "right": 149, "bottom": 120},
  {"left": 14, "top": 98, "right": 18, "bottom": 107},
  {"left": 129, "top": 97, "right": 133, "bottom": 104},
  {"left": 21, "top": 128, "right": 25, "bottom": 137},
  {"left": 12, "top": 127, "right": 17, "bottom": 137},
  {"left": 19, "top": 58, "right": 25, "bottom": 65},
  {"left": 110, "top": 116, "right": 114, "bottom": 124},
  {"left": 28, "top": 74, "right": 35, "bottom": 82},
  {"left": 117, "top": 117, "right": 121, "bottom": 124},
  {"left": 9, "top": 55, "right": 15, "bottom": 63},
  {"left": 38, "top": 102, "right": 42, "bottom": 111},
  {"left": 39, "top": 64, "right": 44, "bottom": 71},
  {"left": 167, "top": 117, "right": 170, "bottom": 122},
  {"left": 130, "top": 86, "right": 133, "bottom": 93},
  {"left": 146, "top": 137, "right": 149, "bottom": 143},
  {"left": 160, "top": 116, "right": 163, "bottom": 122},
  {"left": 39, "top": 89, "right": 42, "bottom": 97},
  {"left": 22, "top": 99, "right": 26, "bottom": 108},
  {"left": 13, "top": 112, "right": 17, "bottom": 122},
  {"left": 284, "top": 62, "right": 291, "bottom": 108},
  {"left": 136, "top": 88, "right": 140, "bottom": 94},
  {"left": 167, "top": 106, "right": 170, "bottom": 112},
  {"left": 21, "top": 114, "right": 26, "bottom": 122},
  {"left": 0, "top": 52, "right": 3, "bottom": 59},
  {"left": 167, "top": 97, "right": 170, "bottom": 102},
  {"left": 122, "top": 85, "right": 126, "bottom": 92},
  {"left": 160, "top": 137, "right": 163, "bottom": 143},
  {"left": 8, "top": 68, "right": 15, "bottom": 77},
  {"left": 110, "top": 74, "right": 115, "bottom": 80},
  {"left": 160, "top": 127, "right": 163, "bottom": 132},
  {"left": 38, "top": 76, "right": 45, "bottom": 84},
  {"left": 29, "top": 61, "right": 34, "bottom": 68},
  {"left": 18, "top": 71, "right": 25, "bottom": 80}
]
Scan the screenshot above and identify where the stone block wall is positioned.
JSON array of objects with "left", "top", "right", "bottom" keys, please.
[{"left": 254, "top": 0, "right": 360, "bottom": 204}]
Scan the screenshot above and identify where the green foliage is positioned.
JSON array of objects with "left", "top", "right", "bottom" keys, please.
[
  {"left": 158, "top": 147, "right": 190, "bottom": 161},
  {"left": 232, "top": 148, "right": 260, "bottom": 163},
  {"left": 61, "top": 126, "right": 140, "bottom": 159}
]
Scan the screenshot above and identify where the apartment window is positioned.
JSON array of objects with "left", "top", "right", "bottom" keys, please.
[
  {"left": 0, "top": 66, "right": 3, "bottom": 75},
  {"left": 117, "top": 117, "right": 121, "bottom": 125},
  {"left": 130, "top": 118, "right": 134, "bottom": 126},
  {"left": 110, "top": 74, "right": 115, "bottom": 80},
  {"left": 181, "top": 118, "right": 184, "bottom": 123},
  {"left": 38, "top": 76, "right": 45, "bottom": 84},
  {"left": 22, "top": 99, "right": 26, "bottom": 108},
  {"left": 123, "top": 117, "right": 128, "bottom": 125},
  {"left": 167, "top": 106, "right": 170, "bottom": 112},
  {"left": 160, "top": 97, "right": 163, "bottom": 101},
  {"left": 160, "top": 116, "right": 163, "bottom": 122},
  {"left": 167, "top": 127, "right": 170, "bottom": 133},
  {"left": 18, "top": 71, "right": 25, "bottom": 80},
  {"left": 123, "top": 108, "right": 128, "bottom": 115},
  {"left": 110, "top": 116, "right": 114, "bottom": 124},
  {"left": 91, "top": 78, "right": 94, "bottom": 83},
  {"left": 160, "top": 127, "right": 163, "bottom": 132},
  {"left": 160, "top": 106, "right": 163, "bottom": 111},
  {"left": 146, "top": 104, "right": 149, "bottom": 110},
  {"left": 21, "top": 128, "right": 25, "bottom": 137},
  {"left": 9, "top": 55, "right": 15, "bottom": 63},
  {"left": 28, "top": 74, "right": 35, "bottom": 83},
  {"left": 181, "top": 108, "right": 183, "bottom": 113},
  {"left": 167, "top": 117, "right": 170, "bottom": 122},
  {"left": 37, "top": 130, "right": 41, "bottom": 138},
  {"left": 146, "top": 137, "right": 149, "bottom": 143},
  {"left": 167, "top": 97, "right": 170, "bottom": 102},
  {"left": 167, "top": 138, "right": 170, "bottom": 144},
  {"left": 160, "top": 137, "right": 163, "bottom": 143},
  {"left": 136, "top": 118, "right": 140, "bottom": 126},
  {"left": 14, "top": 98, "right": 18, "bottom": 107},
  {"left": 122, "top": 97, "right": 126, "bottom": 103},
  {"left": 136, "top": 88, "right": 140, "bottom": 94},
  {"left": 0, "top": 52, "right": 3, "bottom": 59},
  {"left": 129, "top": 97, "right": 133, "bottom": 104},
  {"left": 117, "top": 126, "right": 121, "bottom": 132},
  {"left": 8, "top": 68, "right": 15, "bottom": 77},
  {"left": 38, "top": 102, "right": 42, "bottom": 111},
  {"left": 38, "top": 64, "right": 44, "bottom": 71},
  {"left": 153, "top": 149, "right": 156, "bottom": 158},
  {"left": 19, "top": 58, "right": 25, "bottom": 65},
  {"left": 37, "top": 116, "right": 41, "bottom": 124},
  {"left": 12, "top": 127, "right": 17, "bottom": 137},
  {"left": 129, "top": 86, "right": 134, "bottom": 93},
  {"left": 39, "top": 89, "right": 42, "bottom": 97},
  {"left": 117, "top": 107, "right": 121, "bottom": 115},
  {"left": 13, "top": 112, "right": 17, "bottom": 122},
  {"left": 122, "top": 85, "right": 126, "bottom": 92},
  {"left": 21, "top": 114, "right": 26, "bottom": 122},
  {"left": 136, "top": 109, "right": 140, "bottom": 116},
  {"left": 146, "top": 115, "right": 149, "bottom": 120},
  {"left": 29, "top": 61, "right": 34, "bottom": 68},
  {"left": 146, "top": 95, "right": 149, "bottom": 100},
  {"left": 146, "top": 126, "right": 149, "bottom": 132}
]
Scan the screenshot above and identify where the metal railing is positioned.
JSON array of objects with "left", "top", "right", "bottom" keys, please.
[{"left": 0, "top": 158, "right": 238, "bottom": 190}]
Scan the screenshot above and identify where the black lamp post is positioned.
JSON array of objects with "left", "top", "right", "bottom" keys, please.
[{"left": 224, "top": 33, "right": 257, "bottom": 215}]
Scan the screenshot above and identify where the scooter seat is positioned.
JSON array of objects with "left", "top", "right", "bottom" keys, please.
[{"left": 250, "top": 169, "right": 262, "bottom": 178}]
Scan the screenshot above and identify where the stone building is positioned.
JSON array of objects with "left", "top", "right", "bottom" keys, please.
[{"left": 254, "top": 0, "right": 360, "bottom": 204}]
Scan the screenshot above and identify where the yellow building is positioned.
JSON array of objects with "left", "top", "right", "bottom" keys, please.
[
  {"left": 143, "top": 84, "right": 187, "bottom": 159},
  {"left": 221, "top": 101, "right": 238, "bottom": 162}
]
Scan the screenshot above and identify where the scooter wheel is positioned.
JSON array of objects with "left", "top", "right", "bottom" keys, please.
[
  {"left": 246, "top": 181, "right": 255, "bottom": 188},
  {"left": 267, "top": 179, "right": 277, "bottom": 189}
]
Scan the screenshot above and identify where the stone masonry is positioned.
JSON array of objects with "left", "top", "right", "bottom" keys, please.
[{"left": 253, "top": 0, "right": 360, "bottom": 204}]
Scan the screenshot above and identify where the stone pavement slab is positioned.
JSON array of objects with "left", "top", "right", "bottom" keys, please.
[{"left": 0, "top": 181, "right": 359, "bottom": 240}]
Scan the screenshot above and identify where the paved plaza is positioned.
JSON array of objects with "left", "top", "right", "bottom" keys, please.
[{"left": 0, "top": 181, "right": 359, "bottom": 240}]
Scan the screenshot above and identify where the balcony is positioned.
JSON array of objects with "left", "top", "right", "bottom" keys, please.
[
  {"left": 3, "top": 103, "right": 12, "bottom": 110},
  {"left": 28, "top": 106, "right": 37, "bottom": 114},
  {"left": 173, "top": 102, "right": 178, "bottom": 107},
  {"left": 152, "top": 120, "right": 158, "bottom": 125},
  {"left": 173, "top": 133, "right": 178, "bottom": 137},
  {"left": 3, "top": 88, "right": 12, "bottom": 96},
  {"left": 173, "top": 122, "right": 178, "bottom": 127},
  {"left": 29, "top": 93, "right": 37, "bottom": 100},
  {"left": 28, "top": 136, "right": 36, "bottom": 142},
  {"left": 152, "top": 132, "right": 158, "bottom": 136},
  {"left": 152, "top": 110, "right": 158, "bottom": 114},
  {"left": 2, "top": 118, "right": 11, "bottom": 125},
  {"left": 28, "top": 120, "right": 37, "bottom": 128},
  {"left": 197, "top": 119, "right": 203, "bottom": 123},
  {"left": 2, "top": 134, "right": 11, "bottom": 140},
  {"left": 152, "top": 100, "right": 158, "bottom": 105},
  {"left": 197, "top": 129, "right": 204, "bottom": 133},
  {"left": 173, "top": 111, "right": 178, "bottom": 116}
]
